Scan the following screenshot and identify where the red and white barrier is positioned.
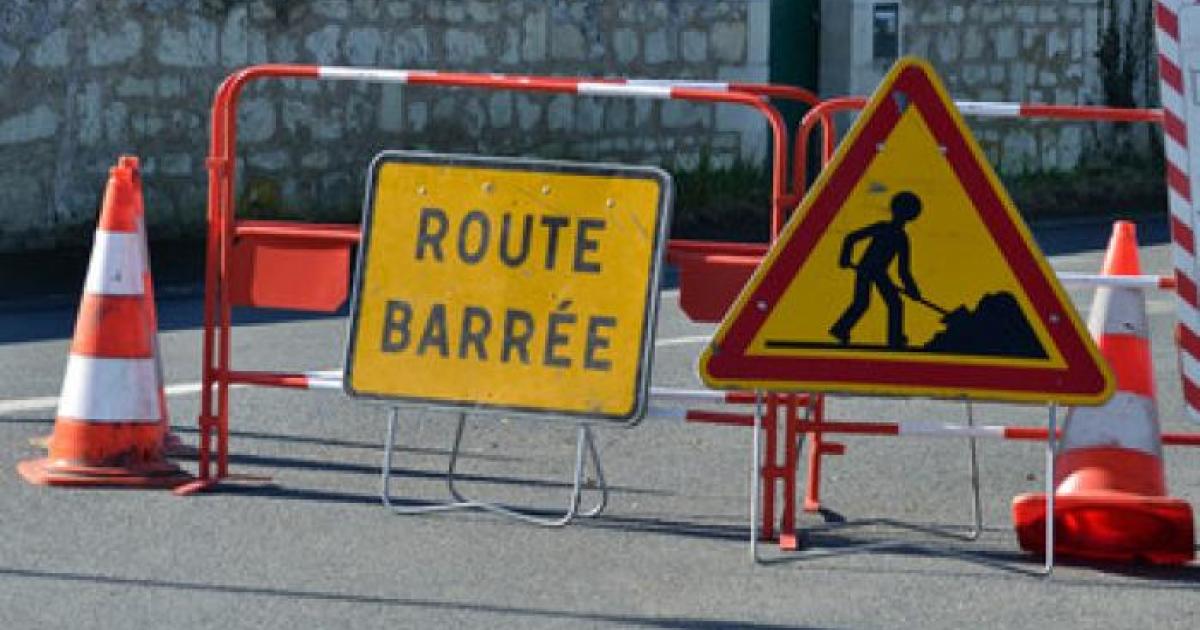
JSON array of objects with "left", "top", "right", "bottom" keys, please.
[{"left": 1156, "top": 1, "right": 1200, "bottom": 424}]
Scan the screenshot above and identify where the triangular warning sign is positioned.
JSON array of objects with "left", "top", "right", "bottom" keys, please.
[{"left": 700, "top": 58, "right": 1114, "bottom": 404}]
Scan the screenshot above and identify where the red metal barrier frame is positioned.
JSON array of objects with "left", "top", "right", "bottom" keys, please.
[{"left": 186, "top": 63, "right": 816, "bottom": 547}]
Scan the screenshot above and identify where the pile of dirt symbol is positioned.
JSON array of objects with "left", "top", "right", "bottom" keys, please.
[{"left": 922, "top": 291, "right": 1047, "bottom": 358}]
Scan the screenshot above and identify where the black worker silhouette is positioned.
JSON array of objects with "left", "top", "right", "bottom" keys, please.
[{"left": 829, "top": 191, "right": 923, "bottom": 349}]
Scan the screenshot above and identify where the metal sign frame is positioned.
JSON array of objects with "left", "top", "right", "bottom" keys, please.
[
  {"left": 344, "top": 151, "right": 673, "bottom": 426},
  {"left": 700, "top": 58, "right": 1114, "bottom": 405}
]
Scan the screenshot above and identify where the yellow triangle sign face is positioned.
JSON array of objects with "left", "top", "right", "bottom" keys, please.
[{"left": 700, "top": 58, "right": 1114, "bottom": 404}]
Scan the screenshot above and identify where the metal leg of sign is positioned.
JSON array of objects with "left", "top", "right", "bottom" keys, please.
[
  {"left": 445, "top": 414, "right": 609, "bottom": 527},
  {"left": 750, "top": 391, "right": 764, "bottom": 564},
  {"left": 1042, "top": 403, "right": 1057, "bottom": 577},
  {"left": 964, "top": 401, "right": 982, "bottom": 541},
  {"left": 380, "top": 408, "right": 476, "bottom": 514}
]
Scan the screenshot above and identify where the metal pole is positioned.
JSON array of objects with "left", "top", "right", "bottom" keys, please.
[
  {"left": 1044, "top": 403, "right": 1057, "bottom": 577},
  {"left": 750, "top": 390, "right": 763, "bottom": 563}
]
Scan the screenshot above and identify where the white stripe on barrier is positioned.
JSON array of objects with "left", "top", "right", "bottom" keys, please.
[
  {"left": 643, "top": 406, "right": 689, "bottom": 422},
  {"left": 1177, "top": 295, "right": 1200, "bottom": 336},
  {"left": 897, "top": 421, "right": 1006, "bottom": 439},
  {"left": 1181, "top": 350, "right": 1200, "bottom": 397},
  {"left": 319, "top": 66, "right": 410, "bottom": 83},
  {"left": 1055, "top": 272, "right": 1169, "bottom": 289},
  {"left": 655, "top": 334, "right": 712, "bottom": 347},
  {"left": 1158, "top": 28, "right": 1181, "bottom": 64},
  {"left": 1159, "top": 77, "right": 1186, "bottom": 118},
  {"left": 57, "top": 355, "right": 160, "bottom": 422},
  {"left": 1171, "top": 242, "right": 1196, "bottom": 276},
  {"left": 649, "top": 387, "right": 730, "bottom": 405},
  {"left": 83, "top": 231, "right": 145, "bottom": 296},
  {"left": 576, "top": 82, "right": 672, "bottom": 99},
  {"left": 1167, "top": 135, "right": 1189, "bottom": 172},
  {"left": 954, "top": 101, "right": 1022, "bottom": 118},
  {"left": 625, "top": 79, "right": 731, "bottom": 91},
  {"left": 1169, "top": 188, "right": 1192, "bottom": 224}
]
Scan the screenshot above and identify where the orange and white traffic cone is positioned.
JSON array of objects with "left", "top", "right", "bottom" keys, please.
[
  {"left": 122, "top": 156, "right": 188, "bottom": 456},
  {"left": 17, "top": 159, "right": 190, "bottom": 488},
  {"left": 1012, "top": 221, "right": 1194, "bottom": 564}
]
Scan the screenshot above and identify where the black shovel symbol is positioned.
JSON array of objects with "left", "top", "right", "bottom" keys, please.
[{"left": 904, "top": 291, "right": 971, "bottom": 327}]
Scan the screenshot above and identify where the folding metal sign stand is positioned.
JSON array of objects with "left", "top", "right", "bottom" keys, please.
[
  {"left": 380, "top": 408, "right": 608, "bottom": 527},
  {"left": 750, "top": 392, "right": 764, "bottom": 563},
  {"left": 1044, "top": 403, "right": 1057, "bottom": 576}
]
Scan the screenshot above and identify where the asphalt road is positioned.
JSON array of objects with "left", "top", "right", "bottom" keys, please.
[{"left": 1, "top": 217, "right": 1198, "bottom": 629}]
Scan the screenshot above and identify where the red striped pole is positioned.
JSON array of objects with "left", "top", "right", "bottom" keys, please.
[{"left": 1156, "top": 1, "right": 1200, "bottom": 425}]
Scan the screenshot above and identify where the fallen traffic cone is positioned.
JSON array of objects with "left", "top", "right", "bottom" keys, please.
[
  {"left": 17, "top": 159, "right": 190, "bottom": 488},
  {"left": 1012, "top": 221, "right": 1194, "bottom": 564}
]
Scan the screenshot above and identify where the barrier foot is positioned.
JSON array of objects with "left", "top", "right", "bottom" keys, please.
[
  {"left": 173, "top": 473, "right": 274, "bottom": 496},
  {"left": 174, "top": 478, "right": 220, "bottom": 496},
  {"left": 380, "top": 408, "right": 608, "bottom": 527},
  {"left": 964, "top": 401, "right": 983, "bottom": 541},
  {"left": 750, "top": 392, "right": 763, "bottom": 564}
]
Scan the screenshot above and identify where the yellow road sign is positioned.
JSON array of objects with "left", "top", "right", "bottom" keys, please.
[
  {"left": 700, "top": 58, "right": 1113, "bottom": 404},
  {"left": 345, "top": 152, "right": 671, "bottom": 423}
]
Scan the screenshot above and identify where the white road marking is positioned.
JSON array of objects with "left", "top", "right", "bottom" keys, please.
[
  {"left": 1, "top": 381, "right": 206, "bottom": 415},
  {"left": 1, "top": 334, "right": 714, "bottom": 415}
]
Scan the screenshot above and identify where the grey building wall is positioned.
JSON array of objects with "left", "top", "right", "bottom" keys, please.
[
  {"left": 902, "top": 0, "right": 1157, "bottom": 174},
  {"left": 0, "top": 0, "right": 770, "bottom": 251},
  {"left": 819, "top": 0, "right": 1157, "bottom": 175}
]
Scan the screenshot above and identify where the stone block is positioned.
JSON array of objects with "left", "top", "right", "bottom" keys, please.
[
  {"left": 645, "top": 29, "right": 674, "bottom": 65},
  {"left": 238, "top": 99, "right": 277, "bottom": 143},
  {"left": 302, "top": 150, "right": 331, "bottom": 170},
  {"left": 551, "top": 23, "right": 586, "bottom": 61},
  {"left": 116, "top": 77, "right": 156, "bottom": 98},
  {"left": 158, "top": 16, "right": 217, "bottom": 67},
  {"left": 305, "top": 25, "right": 343, "bottom": 64},
  {"left": 354, "top": 0, "right": 382, "bottom": 19},
  {"left": 0, "top": 105, "right": 59, "bottom": 145},
  {"left": 993, "top": 26, "right": 1017, "bottom": 60},
  {"left": 710, "top": 22, "right": 746, "bottom": 63},
  {"left": 248, "top": 150, "right": 290, "bottom": 171},
  {"left": 516, "top": 95, "right": 542, "bottom": 131},
  {"left": 313, "top": 0, "right": 351, "bottom": 20},
  {"left": 445, "top": 28, "right": 489, "bottom": 64},
  {"left": 500, "top": 26, "right": 520, "bottom": 64},
  {"left": 467, "top": 0, "right": 500, "bottom": 22},
  {"left": 681, "top": 29, "right": 707, "bottom": 64},
  {"left": 89, "top": 21, "right": 142, "bottom": 66},
  {"left": 32, "top": 28, "right": 68, "bottom": 69},
  {"left": 0, "top": 173, "right": 43, "bottom": 230},
  {"left": 575, "top": 98, "right": 604, "bottom": 134},
  {"left": 158, "top": 77, "right": 183, "bottom": 99},
  {"left": 613, "top": 28, "right": 638, "bottom": 65},
  {"left": 160, "top": 153, "right": 193, "bottom": 176},
  {"left": 408, "top": 101, "right": 429, "bottom": 132},
  {"left": 389, "top": 27, "right": 430, "bottom": 65},
  {"left": 380, "top": 85, "right": 404, "bottom": 132},
  {"left": 547, "top": 94, "right": 574, "bottom": 132},
  {"left": 386, "top": 1, "right": 415, "bottom": 20},
  {"left": 489, "top": 92, "right": 513, "bottom": 128},
  {"left": 222, "top": 4, "right": 250, "bottom": 66},
  {"left": 661, "top": 100, "right": 706, "bottom": 129},
  {"left": 346, "top": 27, "right": 383, "bottom": 65},
  {"left": 523, "top": 8, "right": 548, "bottom": 62}
]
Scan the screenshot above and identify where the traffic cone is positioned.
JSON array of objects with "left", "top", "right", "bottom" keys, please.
[
  {"left": 1012, "top": 221, "right": 1194, "bottom": 564},
  {"left": 28, "top": 157, "right": 188, "bottom": 457},
  {"left": 122, "top": 156, "right": 188, "bottom": 456},
  {"left": 17, "top": 159, "right": 190, "bottom": 488}
]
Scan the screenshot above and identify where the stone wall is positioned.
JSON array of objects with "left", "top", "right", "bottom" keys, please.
[
  {"left": 0, "top": 0, "right": 770, "bottom": 251},
  {"left": 902, "top": 0, "right": 1158, "bottom": 174}
]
